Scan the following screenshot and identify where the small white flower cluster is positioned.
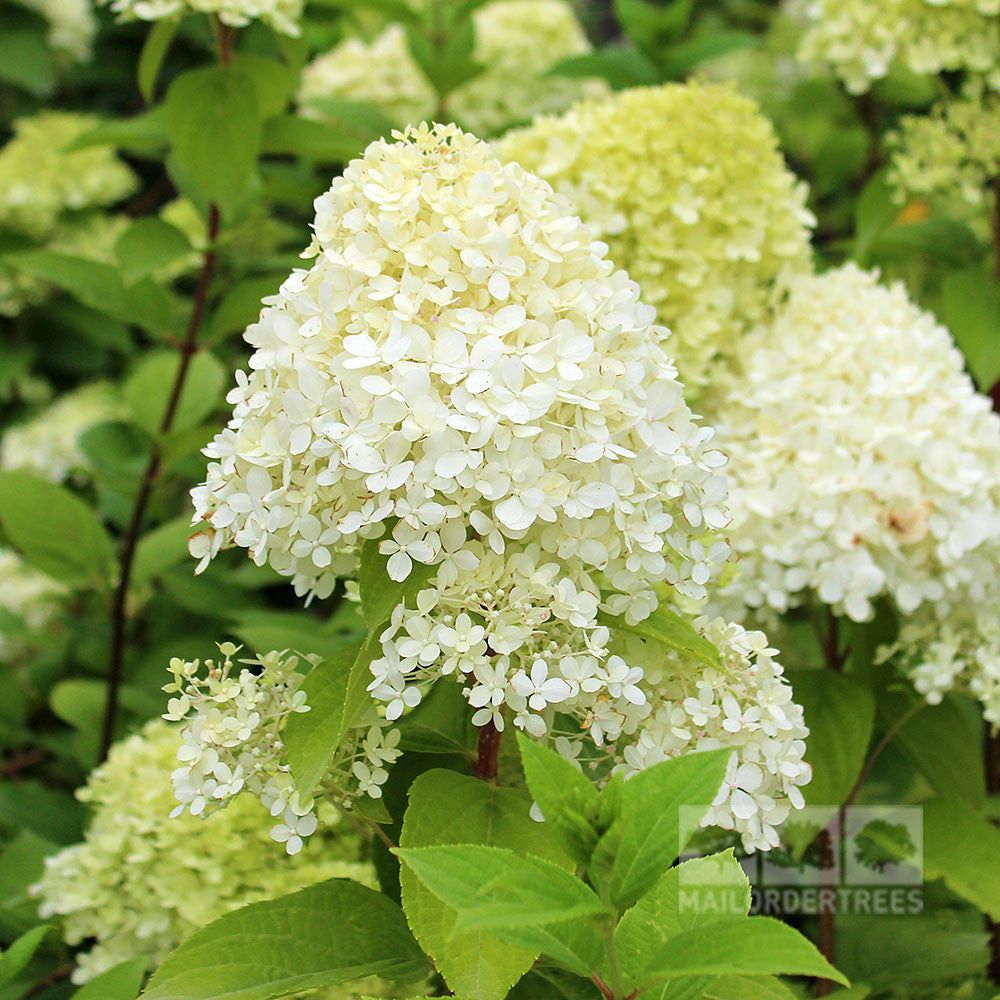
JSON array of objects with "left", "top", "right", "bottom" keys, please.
[
  {"left": 798, "top": 0, "right": 1000, "bottom": 93},
  {"left": 191, "top": 122, "right": 729, "bottom": 614},
  {"left": 368, "top": 541, "right": 666, "bottom": 740},
  {"left": 17, "top": 0, "right": 96, "bottom": 62},
  {"left": 0, "top": 547, "right": 65, "bottom": 663},
  {"left": 101, "top": 0, "right": 302, "bottom": 34},
  {"left": 0, "top": 381, "right": 124, "bottom": 482},
  {"left": 613, "top": 618, "right": 810, "bottom": 852},
  {"left": 164, "top": 643, "right": 401, "bottom": 853},
  {"left": 297, "top": 0, "right": 608, "bottom": 137},
  {"left": 710, "top": 263, "right": 1000, "bottom": 628}
]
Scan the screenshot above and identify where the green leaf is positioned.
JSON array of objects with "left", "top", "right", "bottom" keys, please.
[
  {"left": 613, "top": 0, "right": 694, "bottom": 52},
  {"left": 0, "top": 471, "right": 114, "bottom": 588},
  {"left": 589, "top": 748, "right": 730, "bottom": 908},
  {"left": 641, "top": 916, "right": 848, "bottom": 987},
  {"left": 6, "top": 251, "right": 183, "bottom": 335},
  {"left": 397, "top": 680, "right": 477, "bottom": 755},
  {"left": 852, "top": 170, "right": 899, "bottom": 266},
  {"left": 405, "top": 21, "right": 483, "bottom": 99},
  {"left": 922, "top": 796, "right": 1000, "bottom": 919},
  {"left": 231, "top": 54, "right": 295, "bottom": 119},
  {"left": 141, "top": 879, "right": 428, "bottom": 1000},
  {"left": 284, "top": 637, "right": 365, "bottom": 796},
  {"left": 71, "top": 959, "right": 145, "bottom": 1000},
  {"left": 397, "top": 844, "right": 607, "bottom": 934},
  {"left": 492, "top": 919, "right": 606, "bottom": 979},
  {"left": 0, "top": 15, "right": 55, "bottom": 96},
  {"left": 615, "top": 605, "right": 721, "bottom": 668},
  {"left": 0, "top": 781, "right": 85, "bottom": 844},
  {"left": 262, "top": 114, "right": 379, "bottom": 164},
  {"left": 78, "top": 421, "right": 149, "bottom": 494},
  {"left": 0, "top": 831, "right": 57, "bottom": 938},
  {"left": 940, "top": 269, "right": 1000, "bottom": 391},
  {"left": 163, "top": 64, "right": 262, "bottom": 218},
  {"left": 515, "top": 731, "right": 599, "bottom": 862},
  {"left": 704, "top": 975, "right": 800, "bottom": 999},
  {"left": 399, "top": 769, "right": 572, "bottom": 999},
  {"left": 787, "top": 670, "right": 874, "bottom": 825},
  {"left": 67, "top": 109, "right": 170, "bottom": 155},
  {"left": 548, "top": 47, "right": 658, "bottom": 90},
  {"left": 658, "top": 31, "right": 756, "bottom": 78},
  {"left": 358, "top": 534, "right": 436, "bottom": 627},
  {"left": 869, "top": 218, "right": 980, "bottom": 269},
  {"left": 123, "top": 350, "right": 226, "bottom": 436},
  {"left": 286, "top": 99, "right": 399, "bottom": 157},
  {"left": 115, "top": 218, "right": 192, "bottom": 285},
  {"left": 616, "top": 851, "right": 751, "bottom": 984},
  {"left": 133, "top": 515, "right": 195, "bottom": 589},
  {"left": 883, "top": 692, "right": 984, "bottom": 806},
  {"left": 138, "top": 18, "right": 178, "bottom": 103},
  {"left": 0, "top": 925, "right": 50, "bottom": 989}
]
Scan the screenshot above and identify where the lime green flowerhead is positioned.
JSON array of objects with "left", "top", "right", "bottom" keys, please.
[
  {"left": 496, "top": 82, "right": 815, "bottom": 391},
  {"left": 34, "top": 720, "right": 373, "bottom": 984}
]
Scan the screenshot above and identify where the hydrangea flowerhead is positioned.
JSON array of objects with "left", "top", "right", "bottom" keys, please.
[
  {"left": 798, "top": 0, "right": 1000, "bottom": 93},
  {"left": 33, "top": 719, "right": 372, "bottom": 983},
  {"left": 495, "top": 82, "right": 815, "bottom": 390},
  {"left": 190, "top": 122, "right": 729, "bottom": 619},
  {"left": 297, "top": 0, "right": 608, "bottom": 136},
  {"left": 710, "top": 263, "right": 1000, "bottom": 625},
  {"left": 0, "top": 381, "right": 125, "bottom": 482},
  {"left": 16, "top": 0, "right": 96, "bottom": 62},
  {"left": 0, "top": 547, "right": 65, "bottom": 662},
  {"left": 0, "top": 112, "right": 136, "bottom": 241},
  {"left": 101, "top": 0, "right": 302, "bottom": 34}
]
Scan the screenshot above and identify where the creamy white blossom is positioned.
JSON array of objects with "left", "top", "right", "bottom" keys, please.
[
  {"left": 101, "top": 0, "right": 302, "bottom": 34},
  {"left": 0, "top": 382, "right": 124, "bottom": 482},
  {"left": 710, "top": 263, "right": 1000, "bottom": 628},
  {"left": 611, "top": 618, "right": 810, "bottom": 853},
  {"left": 297, "top": 0, "right": 608, "bottom": 136},
  {"left": 190, "top": 122, "right": 729, "bottom": 620},
  {"left": 17, "top": 0, "right": 96, "bottom": 61},
  {"left": 164, "top": 643, "right": 401, "bottom": 852}
]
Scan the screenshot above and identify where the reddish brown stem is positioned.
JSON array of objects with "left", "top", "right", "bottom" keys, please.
[
  {"left": 985, "top": 724, "right": 1000, "bottom": 985},
  {"left": 815, "top": 823, "right": 839, "bottom": 997},
  {"left": 591, "top": 974, "right": 614, "bottom": 1000},
  {"left": 98, "top": 204, "right": 221, "bottom": 761},
  {"left": 474, "top": 719, "right": 503, "bottom": 782}
]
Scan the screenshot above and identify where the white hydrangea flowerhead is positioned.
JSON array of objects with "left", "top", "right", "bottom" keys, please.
[
  {"left": 0, "top": 382, "right": 124, "bottom": 482},
  {"left": 710, "top": 263, "right": 1000, "bottom": 626},
  {"left": 0, "top": 112, "right": 136, "bottom": 241},
  {"left": 101, "top": 0, "right": 302, "bottom": 35},
  {"left": 164, "top": 643, "right": 402, "bottom": 852},
  {"left": 190, "top": 122, "right": 729, "bottom": 616},
  {"left": 297, "top": 0, "right": 608, "bottom": 136},
  {"left": 17, "top": 0, "right": 96, "bottom": 62},
  {"left": 611, "top": 618, "right": 810, "bottom": 853},
  {"left": 798, "top": 0, "right": 1000, "bottom": 93},
  {"left": 0, "top": 547, "right": 65, "bottom": 662},
  {"left": 33, "top": 719, "right": 373, "bottom": 984},
  {"left": 495, "top": 83, "right": 815, "bottom": 390}
]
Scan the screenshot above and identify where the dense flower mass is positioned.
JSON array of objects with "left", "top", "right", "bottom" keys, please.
[
  {"left": 297, "top": 0, "right": 608, "bottom": 136},
  {"left": 890, "top": 92, "right": 1000, "bottom": 211},
  {"left": 33, "top": 720, "right": 373, "bottom": 983},
  {"left": 709, "top": 263, "right": 1000, "bottom": 626},
  {"left": 612, "top": 618, "right": 810, "bottom": 852},
  {"left": 100, "top": 0, "right": 301, "bottom": 34},
  {"left": 797, "top": 0, "right": 1000, "bottom": 93},
  {"left": 0, "top": 381, "right": 124, "bottom": 482},
  {"left": 190, "top": 122, "right": 729, "bottom": 615},
  {"left": 17, "top": 0, "right": 96, "bottom": 61},
  {"left": 0, "top": 548, "right": 64, "bottom": 662},
  {"left": 0, "top": 112, "right": 136, "bottom": 241},
  {"left": 495, "top": 83, "right": 815, "bottom": 390}
]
